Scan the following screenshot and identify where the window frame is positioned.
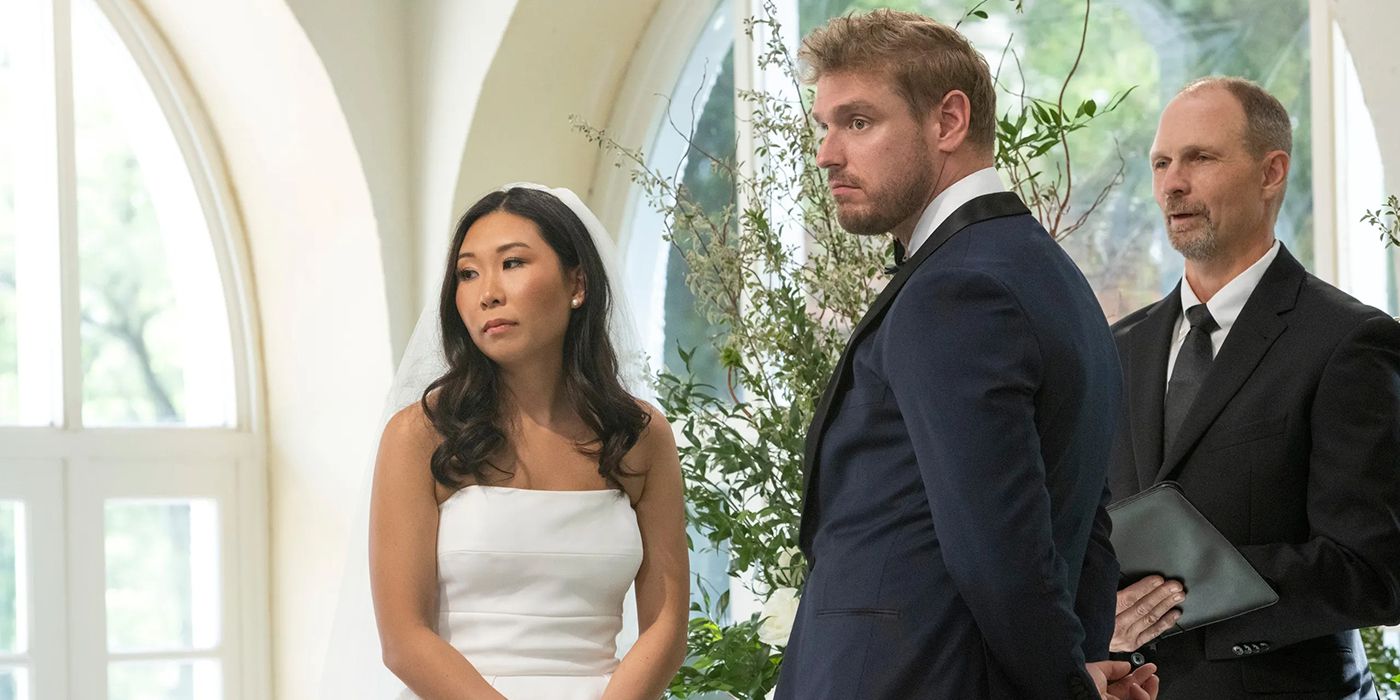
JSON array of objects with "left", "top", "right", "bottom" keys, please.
[{"left": 0, "top": 0, "right": 269, "bottom": 697}]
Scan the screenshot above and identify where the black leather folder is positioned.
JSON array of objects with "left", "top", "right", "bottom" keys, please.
[{"left": 1107, "top": 481, "right": 1279, "bottom": 635}]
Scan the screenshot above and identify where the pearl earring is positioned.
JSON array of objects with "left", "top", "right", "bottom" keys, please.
[{"left": 571, "top": 298, "right": 581, "bottom": 308}]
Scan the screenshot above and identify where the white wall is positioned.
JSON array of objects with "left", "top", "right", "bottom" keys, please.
[
  {"left": 135, "top": 2, "right": 392, "bottom": 699},
  {"left": 405, "top": 0, "right": 520, "bottom": 319},
  {"left": 423, "top": 0, "right": 664, "bottom": 309},
  {"left": 282, "top": 0, "right": 416, "bottom": 354},
  {"left": 1336, "top": 0, "right": 1400, "bottom": 190}
]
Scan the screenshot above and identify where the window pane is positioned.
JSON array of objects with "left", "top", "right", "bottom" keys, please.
[
  {"left": 105, "top": 499, "right": 219, "bottom": 653},
  {"left": 108, "top": 660, "right": 220, "bottom": 700},
  {"left": 0, "top": 665, "right": 30, "bottom": 700},
  {"left": 663, "top": 47, "right": 736, "bottom": 390},
  {"left": 0, "top": 0, "right": 62, "bottom": 428},
  {"left": 799, "top": 0, "right": 1312, "bottom": 319},
  {"left": 0, "top": 0, "right": 18, "bottom": 424},
  {"left": 72, "top": 0, "right": 235, "bottom": 427},
  {"left": 630, "top": 0, "right": 735, "bottom": 393},
  {"left": 0, "top": 501, "right": 25, "bottom": 656}
]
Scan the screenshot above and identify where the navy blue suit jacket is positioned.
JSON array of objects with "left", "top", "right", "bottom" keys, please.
[{"left": 775, "top": 193, "right": 1122, "bottom": 700}]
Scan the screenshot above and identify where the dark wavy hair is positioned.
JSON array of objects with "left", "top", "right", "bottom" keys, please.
[{"left": 422, "top": 187, "right": 649, "bottom": 488}]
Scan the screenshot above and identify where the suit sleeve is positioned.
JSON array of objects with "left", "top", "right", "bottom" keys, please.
[
  {"left": 883, "top": 267, "right": 1097, "bottom": 698},
  {"left": 1076, "top": 484, "right": 1119, "bottom": 661},
  {"left": 1204, "top": 314, "right": 1400, "bottom": 659}
]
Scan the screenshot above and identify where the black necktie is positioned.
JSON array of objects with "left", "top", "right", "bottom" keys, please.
[
  {"left": 1164, "top": 303, "right": 1219, "bottom": 450},
  {"left": 884, "top": 239, "right": 907, "bottom": 275}
]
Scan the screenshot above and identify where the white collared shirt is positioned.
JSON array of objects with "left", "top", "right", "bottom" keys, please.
[
  {"left": 1164, "top": 239, "right": 1282, "bottom": 387},
  {"left": 904, "top": 167, "right": 1008, "bottom": 257}
]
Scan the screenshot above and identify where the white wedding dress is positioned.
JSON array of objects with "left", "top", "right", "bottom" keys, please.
[{"left": 396, "top": 484, "right": 644, "bottom": 700}]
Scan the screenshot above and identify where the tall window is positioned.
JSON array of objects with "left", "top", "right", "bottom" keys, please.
[{"left": 0, "top": 0, "right": 263, "bottom": 698}]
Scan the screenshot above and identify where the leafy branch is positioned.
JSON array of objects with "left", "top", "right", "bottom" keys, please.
[
  {"left": 977, "top": 0, "right": 1135, "bottom": 241},
  {"left": 1362, "top": 194, "right": 1400, "bottom": 249}
]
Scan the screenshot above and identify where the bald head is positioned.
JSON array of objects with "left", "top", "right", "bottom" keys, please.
[{"left": 1178, "top": 77, "right": 1292, "bottom": 159}]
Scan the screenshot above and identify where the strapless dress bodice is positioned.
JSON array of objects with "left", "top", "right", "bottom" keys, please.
[{"left": 398, "top": 484, "right": 642, "bottom": 700}]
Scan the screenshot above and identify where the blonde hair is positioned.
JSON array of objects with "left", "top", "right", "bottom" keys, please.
[{"left": 799, "top": 9, "right": 996, "bottom": 150}]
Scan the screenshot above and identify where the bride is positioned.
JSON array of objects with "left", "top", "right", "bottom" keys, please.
[{"left": 369, "top": 184, "right": 689, "bottom": 699}]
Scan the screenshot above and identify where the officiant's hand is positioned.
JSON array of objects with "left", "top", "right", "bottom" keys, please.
[
  {"left": 1112, "top": 575, "right": 1185, "bottom": 652},
  {"left": 1087, "top": 660, "right": 1159, "bottom": 700}
]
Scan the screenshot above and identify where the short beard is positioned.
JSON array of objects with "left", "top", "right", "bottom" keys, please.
[
  {"left": 1167, "top": 217, "right": 1220, "bottom": 261},
  {"left": 836, "top": 150, "right": 936, "bottom": 236}
]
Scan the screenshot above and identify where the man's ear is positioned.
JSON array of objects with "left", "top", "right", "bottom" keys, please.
[
  {"left": 1260, "top": 149, "right": 1290, "bottom": 198},
  {"left": 931, "top": 89, "right": 972, "bottom": 154}
]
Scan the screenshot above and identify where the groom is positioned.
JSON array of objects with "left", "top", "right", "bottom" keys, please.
[{"left": 775, "top": 11, "right": 1140, "bottom": 700}]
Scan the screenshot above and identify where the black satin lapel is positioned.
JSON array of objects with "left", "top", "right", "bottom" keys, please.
[
  {"left": 799, "top": 192, "right": 1031, "bottom": 535},
  {"left": 1128, "top": 292, "right": 1179, "bottom": 490},
  {"left": 1155, "top": 249, "right": 1303, "bottom": 482}
]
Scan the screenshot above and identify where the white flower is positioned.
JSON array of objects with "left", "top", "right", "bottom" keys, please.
[{"left": 757, "top": 586, "right": 801, "bottom": 648}]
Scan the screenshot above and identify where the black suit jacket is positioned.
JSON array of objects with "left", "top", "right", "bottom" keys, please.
[
  {"left": 1108, "top": 244, "right": 1400, "bottom": 699},
  {"left": 775, "top": 193, "right": 1120, "bottom": 700}
]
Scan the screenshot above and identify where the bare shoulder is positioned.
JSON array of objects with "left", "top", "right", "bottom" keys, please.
[
  {"left": 376, "top": 402, "right": 442, "bottom": 486},
  {"left": 627, "top": 400, "right": 686, "bottom": 515},
  {"left": 634, "top": 399, "right": 677, "bottom": 458},
  {"left": 616, "top": 399, "right": 678, "bottom": 498},
  {"left": 382, "top": 402, "right": 439, "bottom": 449}
]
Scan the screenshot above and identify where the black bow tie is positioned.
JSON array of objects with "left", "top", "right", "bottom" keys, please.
[{"left": 884, "top": 239, "right": 907, "bottom": 275}]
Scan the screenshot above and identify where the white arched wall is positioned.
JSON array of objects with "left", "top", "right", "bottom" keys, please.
[
  {"left": 435, "top": 0, "right": 664, "bottom": 304},
  {"left": 281, "top": 0, "right": 416, "bottom": 353},
  {"left": 1331, "top": 0, "right": 1400, "bottom": 300},
  {"left": 134, "top": 1, "right": 391, "bottom": 698},
  {"left": 1336, "top": 1, "right": 1400, "bottom": 188},
  {"left": 281, "top": 0, "right": 523, "bottom": 357}
]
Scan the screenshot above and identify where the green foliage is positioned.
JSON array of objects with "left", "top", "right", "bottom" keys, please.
[
  {"left": 992, "top": 89, "right": 1136, "bottom": 240},
  {"left": 1362, "top": 195, "right": 1400, "bottom": 249},
  {"left": 970, "top": 0, "right": 1136, "bottom": 241},
  {"left": 668, "top": 600, "right": 783, "bottom": 698},
  {"left": 1364, "top": 626, "right": 1400, "bottom": 697}
]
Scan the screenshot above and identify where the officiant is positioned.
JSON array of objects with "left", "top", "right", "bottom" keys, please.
[{"left": 1105, "top": 76, "right": 1400, "bottom": 699}]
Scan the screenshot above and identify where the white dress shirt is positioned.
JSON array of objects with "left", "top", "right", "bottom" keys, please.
[
  {"left": 1164, "top": 239, "right": 1282, "bottom": 388},
  {"left": 904, "top": 167, "right": 1008, "bottom": 257}
]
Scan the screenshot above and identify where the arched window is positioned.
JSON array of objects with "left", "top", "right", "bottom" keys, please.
[
  {"left": 624, "top": 0, "right": 1395, "bottom": 619},
  {"left": 0, "top": 0, "right": 265, "bottom": 697}
]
